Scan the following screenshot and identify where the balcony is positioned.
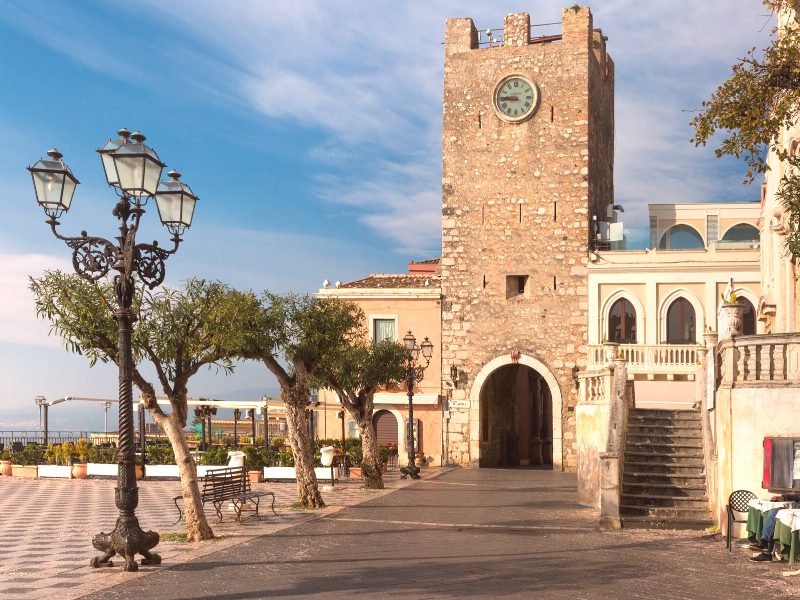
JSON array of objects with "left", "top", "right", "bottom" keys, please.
[{"left": 587, "top": 344, "right": 700, "bottom": 378}]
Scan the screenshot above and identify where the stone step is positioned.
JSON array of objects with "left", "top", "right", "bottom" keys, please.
[
  {"left": 620, "top": 493, "right": 710, "bottom": 509},
  {"left": 629, "top": 408, "right": 700, "bottom": 419},
  {"left": 627, "top": 425, "right": 702, "bottom": 436},
  {"left": 623, "top": 471, "right": 706, "bottom": 485},
  {"left": 626, "top": 439, "right": 703, "bottom": 448},
  {"left": 619, "top": 504, "right": 713, "bottom": 519},
  {"left": 628, "top": 411, "right": 700, "bottom": 422},
  {"left": 624, "top": 459, "right": 705, "bottom": 473},
  {"left": 620, "top": 515, "right": 716, "bottom": 531},
  {"left": 625, "top": 449, "right": 704, "bottom": 460},
  {"left": 625, "top": 444, "right": 703, "bottom": 457},
  {"left": 628, "top": 418, "right": 700, "bottom": 429},
  {"left": 626, "top": 433, "right": 702, "bottom": 444},
  {"left": 622, "top": 482, "right": 707, "bottom": 497}
]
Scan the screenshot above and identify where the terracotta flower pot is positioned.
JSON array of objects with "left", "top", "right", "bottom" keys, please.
[
  {"left": 71, "top": 463, "right": 88, "bottom": 479},
  {"left": 0, "top": 460, "right": 11, "bottom": 476},
  {"left": 248, "top": 470, "right": 263, "bottom": 484},
  {"left": 135, "top": 465, "right": 144, "bottom": 480}
]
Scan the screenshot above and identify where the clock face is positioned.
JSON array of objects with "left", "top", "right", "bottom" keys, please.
[{"left": 494, "top": 76, "right": 539, "bottom": 122}]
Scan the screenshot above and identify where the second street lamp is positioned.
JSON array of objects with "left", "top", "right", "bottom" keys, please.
[
  {"left": 399, "top": 330, "right": 433, "bottom": 480},
  {"left": 233, "top": 408, "right": 241, "bottom": 446},
  {"left": 28, "top": 129, "right": 198, "bottom": 572}
]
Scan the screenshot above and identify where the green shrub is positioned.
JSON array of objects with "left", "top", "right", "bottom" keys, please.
[
  {"left": 13, "top": 444, "right": 45, "bottom": 466},
  {"left": 145, "top": 444, "right": 175, "bottom": 465},
  {"left": 74, "top": 439, "right": 91, "bottom": 463},
  {"left": 242, "top": 446, "right": 273, "bottom": 471},
  {"left": 277, "top": 449, "right": 294, "bottom": 467},
  {"left": 0, "top": 449, "right": 12, "bottom": 461},
  {"left": 89, "top": 446, "right": 118, "bottom": 464},
  {"left": 199, "top": 446, "right": 229, "bottom": 466},
  {"left": 44, "top": 443, "right": 75, "bottom": 465},
  {"left": 349, "top": 444, "right": 364, "bottom": 466}
]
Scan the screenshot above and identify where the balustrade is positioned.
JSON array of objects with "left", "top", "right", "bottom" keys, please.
[
  {"left": 588, "top": 344, "right": 699, "bottom": 375},
  {"left": 718, "top": 334, "right": 800, "bottom": 386}
]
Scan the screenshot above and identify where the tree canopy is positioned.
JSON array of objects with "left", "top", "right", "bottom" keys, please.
[
  {"left": 316, "top": 337, "right": 408, "bottom": 489},
  {"left": 691, "top": 0, "right": 800, "bottom": 254},
  {"left": 30, "top": 272, "right": 262, "bottom": 541},
  {"left": 238, "top": 293, "right": 369, "bottom": 507}
]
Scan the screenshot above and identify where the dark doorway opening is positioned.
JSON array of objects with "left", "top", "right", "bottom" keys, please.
[{"left": 478, "top": 364, "right": 553, "bottom": 468}]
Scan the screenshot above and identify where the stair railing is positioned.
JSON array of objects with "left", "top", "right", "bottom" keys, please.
[{"left": 599, "top": 356, "right": 630, "bottom": 529}]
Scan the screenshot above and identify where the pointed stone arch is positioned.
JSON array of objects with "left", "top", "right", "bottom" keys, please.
[{"left": 468, "top": 354, "right": 563, "bottom": 471}]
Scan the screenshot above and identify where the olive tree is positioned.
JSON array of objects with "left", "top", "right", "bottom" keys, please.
[
  {"left": 241, "top": 294, "right": 372, "bottom": 508},
  {"left": 30, "top": 272, "right": 261, "bottom": 541},
  {"left": 317, "top": 338, "right": 407, "bottom": 489}
]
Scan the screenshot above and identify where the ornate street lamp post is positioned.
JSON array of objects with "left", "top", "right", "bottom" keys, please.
[
  {"left": 248, "top": 408, "right": 256, "bottom": 446},
  {"left": 28, "top": 129, "right": 198, "bottom": 571},
  {"left": 102, "top": 400, "right": 112, "bottom": 434},
  {"left": 34, "top": 395, "right": 48, "bottom": 446},
  {"left": 233, "top": 408, "right": 241, "bottom": 446},
  {"left": 399, "top": 330, "right": 433, "bottom": 480}
]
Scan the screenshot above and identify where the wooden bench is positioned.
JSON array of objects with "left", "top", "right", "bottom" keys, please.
[{"left": 173, "top": 466, "right": 275, "bottom": 523}]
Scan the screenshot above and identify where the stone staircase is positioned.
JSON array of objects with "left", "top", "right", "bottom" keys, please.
[{"left": 620, "top": 408, "right": 714, "bottom": 530}]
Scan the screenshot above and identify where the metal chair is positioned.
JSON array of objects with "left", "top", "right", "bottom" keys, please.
[{"left": 726, "top": 489, "right": 757, "bottom": 551}]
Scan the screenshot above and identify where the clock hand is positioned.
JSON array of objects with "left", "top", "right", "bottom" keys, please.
[{"left": 499, "top": 96, "right": 519, "bottom": 101}]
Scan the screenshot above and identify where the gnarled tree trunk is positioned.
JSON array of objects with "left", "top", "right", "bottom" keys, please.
[
  {"left": 356, "top": 416, "right": 384, "bottom": 489},
  {"left": 284, "top": 391, "right": 324, "bottom": 508},
  {"left": 154, "top": 413, "right": 215, "bottom": 541},
  {"left": 138, "top": 379, "right": 215, "bottom": 542}
]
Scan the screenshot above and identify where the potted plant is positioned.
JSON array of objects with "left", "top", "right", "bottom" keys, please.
[
  {"left": 0, "top": 448, "right": 12, "bottom": 476},
  {"left": 11, "top": 443, "right": 44, "bottom": 478},
  {"left": 71, "top": 439, "right": 90, "bottom": 479},
  {"left": 39, "top": 443, "right": 73, "bottom": 478},
  {"left": 243, "top": 446, "right": 267, "bottom": 484},
  {"left": 720, "top": 282, "right": 743, "bottom": 339}
]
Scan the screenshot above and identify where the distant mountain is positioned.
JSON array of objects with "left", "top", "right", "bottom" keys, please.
[{"left": 0, "top": 387, "right": 286, "bottom": 433}]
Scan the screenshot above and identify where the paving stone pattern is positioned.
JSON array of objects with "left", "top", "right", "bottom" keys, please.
[
  {"left": 83, "top": 469, "right": 798, "bottom": 600},
  {"left": 0, "top": 470, "right": 418, "bottom": 600}
]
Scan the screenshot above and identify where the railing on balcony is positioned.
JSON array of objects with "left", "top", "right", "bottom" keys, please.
[
  {"left": 718, "top": 333, "right": 800, "bottom": 386},
  {"left": 588, "top": 344, "right": 700, "bottom": 375}
]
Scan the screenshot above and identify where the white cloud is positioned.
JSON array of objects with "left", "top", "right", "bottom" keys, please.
[{"left": 0, "top": 251, "right": 71, "bottom": 347}]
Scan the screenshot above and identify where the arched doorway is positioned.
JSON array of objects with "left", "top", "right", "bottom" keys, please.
[
  {"left": 739, "top": 297, "right": 756, "bottom": 335},
  {"left": 373, "top": 410, "right": 398, "bottom": 446},
  {"left": 478, "top": 364, "right": 553, "bottom": 468}
]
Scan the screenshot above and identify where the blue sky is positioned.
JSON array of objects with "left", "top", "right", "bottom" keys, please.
[{"left": 0, "top": 1, "right": 770, "bottom": 430}]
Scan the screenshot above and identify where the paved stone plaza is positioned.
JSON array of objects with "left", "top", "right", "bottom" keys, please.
[
  {"left": 2, "top": 469, "right": 791, "bottom": 599},
  {"left": 1, "top": 468, "right": 797, "bottom": 599},
  {"left": 0, "top": 470, "right": 421, "bottom": 599}
]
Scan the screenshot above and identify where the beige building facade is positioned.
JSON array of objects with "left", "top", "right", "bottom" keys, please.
[{"left": 316, "top": 269, "right": 444, "bottom": 466}]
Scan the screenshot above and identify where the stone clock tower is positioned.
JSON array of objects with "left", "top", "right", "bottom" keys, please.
[{"left": 441, "top": 7, "right": 613, "bottom": 470}]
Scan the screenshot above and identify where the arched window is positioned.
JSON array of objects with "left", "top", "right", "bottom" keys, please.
[
  {"left": 739, "top": 297, "right": 756, "bottom": 335},
  {"left": 658, "top": 225, "right": 705, "bottom": 250},
  {"left": 666, "top": 298, "right": 696, "bottom": 344},
  {"left": 608, "top": 298, "right": 637, "bottom": 343},
  {"left": 721, "top": 223, "right": 759, "bottom": 243}
]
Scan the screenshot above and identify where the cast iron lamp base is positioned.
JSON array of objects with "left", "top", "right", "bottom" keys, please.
[
  {"left": 399, "top": 465, "right": 420, "bottom": 480},
  {"left": 90, "top": 515, "right": 161, "bottom": 572}
]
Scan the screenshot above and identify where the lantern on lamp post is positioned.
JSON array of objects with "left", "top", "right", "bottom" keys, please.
[{"left": 27, "top": 129, "right": 199, "bottom": 571}]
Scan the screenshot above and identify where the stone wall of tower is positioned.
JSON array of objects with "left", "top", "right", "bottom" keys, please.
[{"left": 441, "top": 7, "right": 614, "bottom": 470}]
